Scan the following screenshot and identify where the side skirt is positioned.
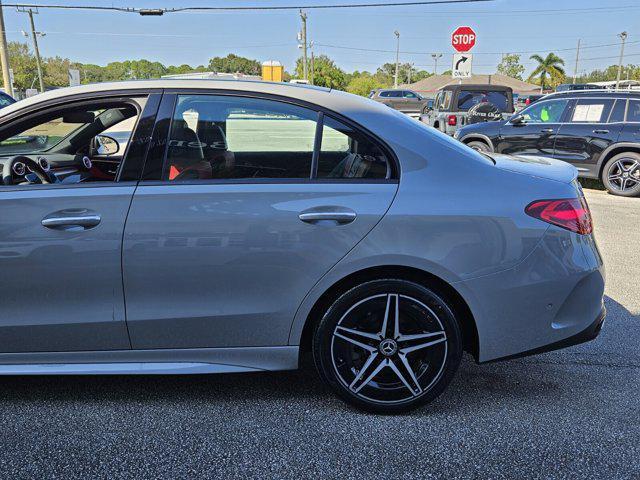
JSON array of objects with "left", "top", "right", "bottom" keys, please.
[{"left": 0, "top": 346, "right": 299, "bottom": 375}]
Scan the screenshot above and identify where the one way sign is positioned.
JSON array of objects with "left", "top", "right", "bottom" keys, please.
[{"left": 452, "top": 53, "right": 472, "bottom": 78}]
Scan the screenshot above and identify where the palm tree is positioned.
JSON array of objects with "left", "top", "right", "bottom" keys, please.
[{"left": 528, "top": 53, "right": 565, "bottom": 92}]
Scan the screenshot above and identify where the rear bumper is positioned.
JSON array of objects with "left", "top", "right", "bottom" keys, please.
[
  {"left": 456, "top": 226, "right": 605, "bottom": 363},
  {"left": 482, "top": 305, "right": 606, "bottom": 363}
]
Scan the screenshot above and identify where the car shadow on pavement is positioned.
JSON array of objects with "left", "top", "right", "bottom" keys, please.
[{"left": 0, "top": 296, "right": 634, "bottom": 416}]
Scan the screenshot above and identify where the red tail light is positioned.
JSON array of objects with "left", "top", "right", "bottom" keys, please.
[
  {"left": 525, "top": 197, "right": 593, "bottom": 234},
  {"left": 525, "top": 98, "right": 531, "bottom": 105},
  {"left": 447, "top": 114, "right": 457, "bottom": 126}
]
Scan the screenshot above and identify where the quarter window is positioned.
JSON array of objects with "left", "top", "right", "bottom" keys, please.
[
  {"left": 569, "top": 99, "right": 614, "bottom": 123},
  {"left": 317, "top": 116, "right": 390, "bottom": 179},
  {"left": 164, "top": 95, "right": 318, "bottom": 181}
]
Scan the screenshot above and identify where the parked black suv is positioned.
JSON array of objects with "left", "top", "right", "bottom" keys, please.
[{"left": 455, "top": 90, "right": 640, "bottom": 196}]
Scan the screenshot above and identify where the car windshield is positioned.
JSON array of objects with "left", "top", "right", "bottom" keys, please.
[{"left": 457, "top": 90, "right": 509, "bottom": 112}]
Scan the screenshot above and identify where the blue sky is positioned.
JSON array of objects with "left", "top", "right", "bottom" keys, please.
[{"left": 3, "top": 0, "right": 639, "bottom": 77}]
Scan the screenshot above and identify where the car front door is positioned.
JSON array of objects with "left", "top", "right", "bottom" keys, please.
[
  {"left": 403, "top": 91, "right": 422, "bottom": 113},
  {"left": 0, "top": 93, "right": 159, "bottom": 353},
  {"left": 122, "top": 93, "right": 398, "bottom": 350},
  {"left": 553, "top": 98, "right": 624, "bottom": 175},
  {"left": 497, "top": 98, "right": 570, "bottom": 156}
]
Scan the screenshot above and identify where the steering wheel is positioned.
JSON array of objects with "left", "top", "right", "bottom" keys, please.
[{"left": 2, "top": 155, "right": 50, "bottom": 185}]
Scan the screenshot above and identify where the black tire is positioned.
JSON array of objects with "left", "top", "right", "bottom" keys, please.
[
  {"left": 313, "top": 279, "right": 462, "bottom": 414},
  {"left": 466, "top": 140, "right": 491, "bottom": 152},
  {"left": 601, "top": 152, "right": 640, "bottom": 197}
]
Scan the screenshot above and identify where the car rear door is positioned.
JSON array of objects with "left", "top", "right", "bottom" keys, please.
[
  {"left": 553, "top": 97, "right": 624, "bottom": 176},
  {"left": 497, "top": 98, "right": 570, "bottom": 156},
  {"left": 122, "top": 92, "right": 398, "bottom": 349},
  {"left": 0, "top": 92, "right": 160, "bottom": 353}
]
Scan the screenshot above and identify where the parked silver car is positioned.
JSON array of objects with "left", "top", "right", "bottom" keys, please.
[{"left": 0, "top": 80, "right": 605, "bottom": 413}]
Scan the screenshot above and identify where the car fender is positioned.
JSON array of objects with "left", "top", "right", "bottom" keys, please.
[
  {"left": 595, "top": 142, "right": 640, "bottom": 173},
  {"left": 459, "top": 133, "right": 495, "bottom": 152}
]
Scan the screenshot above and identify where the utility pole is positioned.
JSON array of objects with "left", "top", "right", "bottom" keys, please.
[
  {"left": 19, "top": 8, "right": 45, "bottom": 92},
  {"left": 310, "top": 41, "right": 315, "bottom": 85},
  {"left": 572, "top": 39, "right": 580, "bottom": 84},
  {"left": 615, "top": 31, "right": 628, "bottom": 90},
  {"left": 300, "top": 10, "right": 308, "bottom": 81},
  {"left": 394, "top": 30, "right": 400, "bottom": 88},
  {"left": 431, "top": 53, "right": 442, "bottom": 75},
  {"left": 0, "top": 1, "right": 13, "bottom": 96}
]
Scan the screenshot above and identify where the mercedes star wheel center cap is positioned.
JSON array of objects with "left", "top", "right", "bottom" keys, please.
[{"left": 379, "top": 338, "right": 398, "bottom": 356}]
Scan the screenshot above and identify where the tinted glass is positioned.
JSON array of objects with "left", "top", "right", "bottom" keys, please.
[
  {"left": 457, "top": 90, "right": 509, "bottom": 111},
  {"left": 568, "top": 98, "right": 614, "bottom": 123},
  {"left": 379, "top": 91, "right": 390, "bottom": 97},
  {"left": 521, "top": 99, "right": 569, "bottom": 123},
  {"left": 609, "top": 99, "right": 627, "bottom": 123},
  {"left": 387, "top": 91, "right": 402, "bottom": 98},
  {"left": 317, "top": 116, "right": 390, "bottom": 179},
  {"left": 627, "top": 100, "right": 640, "bottom": 122},
  {"left": 0, "top": 93, "right": 14, "bottom": 107},
  {"left": 164, "top": 95, "right": 318, "bottom": 181}
]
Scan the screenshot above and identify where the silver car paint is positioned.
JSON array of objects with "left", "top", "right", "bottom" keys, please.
[{"left": 0, "top": 80, "right": 604, "bottom": 371}]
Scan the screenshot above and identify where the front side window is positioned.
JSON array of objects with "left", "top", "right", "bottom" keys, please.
[
  {"left": 317, "top": 116, "right": 390, "bottom": 179},
  {"left": 404, "top": 91, "right": 418, "bottom": 99},
  {"left": 569, "top": 98, "right": 614, "bottom": 123},
  {"left": 520, "top": 99, "right": 569, "bottom": 123},
  {"left": 164, "top": 95, "right": 318, "bottom": 181},
  {"left": 0, "top": 99, "right": 143, "bottom": 187},
  {"left": 457, "top": 90, "right": 509, "bottom": 112}
]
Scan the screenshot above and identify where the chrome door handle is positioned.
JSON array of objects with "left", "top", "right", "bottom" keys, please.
[
  {"left": 42, "top": 210, "right": 101, "bottom": 230},
  {"left": 593, "top": 129, "right": 609, "bottom": 134},
  {"left": 299, "top": 209, "right": 357, "bottom": 225},
  {"left": 540, "top": 128, "right": 554, "bottom": 133}
]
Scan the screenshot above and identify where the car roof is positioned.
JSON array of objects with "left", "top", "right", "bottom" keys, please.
[
  {"left": 0, "top": 79, "right": 334, "bottom": 118},
  {"left": 543, "top": 89, "right": 640, "bottom": 99},
  {"left": 441, "top": 84, "right": 513, "bottom": 92}
]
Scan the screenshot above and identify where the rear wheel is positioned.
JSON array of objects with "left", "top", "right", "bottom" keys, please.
[
  {"left": 466, "top": 140, "right": 491, "bottom": 152},
  {"left": 313, "top": 279, "right": 462, "bottom": 413},
  {"left": 602, "top": 152, "right": 640, "bottom": 197}
]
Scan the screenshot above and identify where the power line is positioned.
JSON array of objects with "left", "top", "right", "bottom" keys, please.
[
  {"left": 314, "top": 40, "right": 640, "bottom": 56},
  {"left": 1, "top": 0, "right": 494, "bottom": 14}
]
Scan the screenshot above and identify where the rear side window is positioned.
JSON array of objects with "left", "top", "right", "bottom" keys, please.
[
  {"left": 386, "top": 91, "right": 402, "bottom": 98},
  {"left": 161, "top": 94, "right": 394, "bottom": 182},
  {"left": 608, "top": 99, "right": 627, "bottom": 123},
  {"left": 164, "top": 95, "right": 318, "bottom": 180},
  {"left": 317, "top": 116, "right": 390, "bottom": 179},
  {"left": 379, "top": 91, "right": 390, "bottom": 98},
  {"left": 457, "top": 90, "right": 509, "bottom": 112},
  {"left": 628, "top": 100, "right": 640, "bottom": 122},
  {"left": 569, "top": 98, "right": 614, "bottom": 123}
]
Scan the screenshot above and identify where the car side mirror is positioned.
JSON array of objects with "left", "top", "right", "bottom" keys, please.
[
  {"left": 510, "top": 114, "right": 526, "bottom": 125},
  {"left": 93, "top": 134, "right": 120, "bottom": 156}
]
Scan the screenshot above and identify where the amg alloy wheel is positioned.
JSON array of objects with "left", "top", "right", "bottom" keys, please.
[
  {"left": 602, "top": 152, "right": 640, "bottom": 197},
  {"left": 313, "top": 279, "right": 462, "bottom": 413}
]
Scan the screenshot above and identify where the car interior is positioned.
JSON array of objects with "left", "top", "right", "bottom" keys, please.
[{"left": 0, "top": 98, "right": 143, "bottom": 186}]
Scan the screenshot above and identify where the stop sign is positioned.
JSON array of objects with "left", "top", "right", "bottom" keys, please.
[{"left": 451, "top": 26, "right": 476, "bottom": 52}]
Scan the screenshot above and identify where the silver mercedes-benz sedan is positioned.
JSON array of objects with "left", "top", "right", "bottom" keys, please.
[{"left": 0, "top": 80, "right": 604, "bottom": 413}]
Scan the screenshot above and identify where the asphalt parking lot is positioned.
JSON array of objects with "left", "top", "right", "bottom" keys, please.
[{"left": 0, "top": 188, "right": 638, "bottom": 479}]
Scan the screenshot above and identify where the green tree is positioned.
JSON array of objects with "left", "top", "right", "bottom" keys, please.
[
  {"left": 208, "top": 54, "right": 261, "bottom": 75},
  {"left": 296, "top": 55, "right": 347, "bottom": 90},
  {"left": 497, "top": 54, "right": 525, "bottom": 80},
  {"left": 0, "top": 42, "right": 38, "bottom": 91},
  {"left": 528, "top": 53, "right": 565, "bottom": 91},
  {"left": 346, "top": 74, "right": 385, "bottom": 97}
]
